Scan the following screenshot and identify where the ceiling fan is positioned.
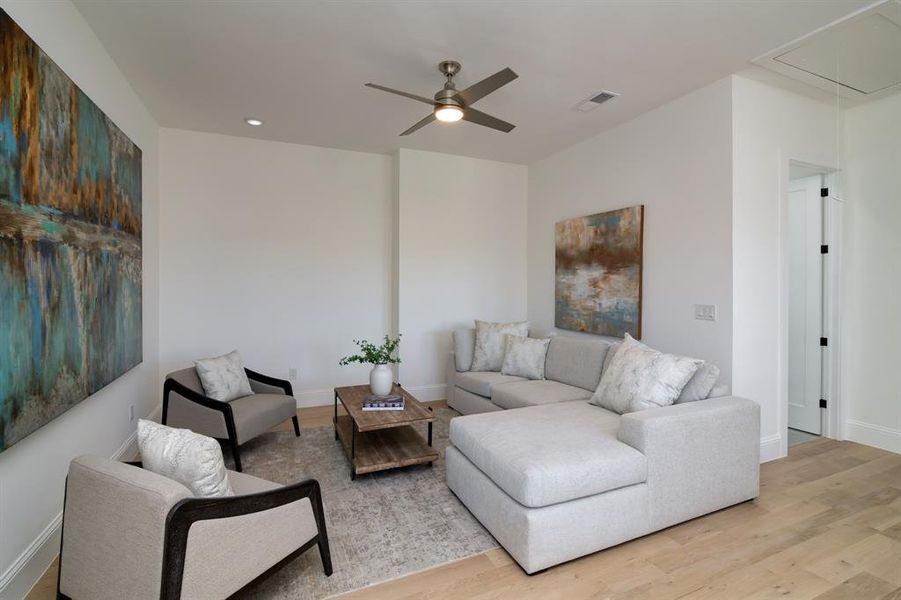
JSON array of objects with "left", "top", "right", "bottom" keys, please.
[{"left": 365, "top": 60, "right": 518, "bottom": 136}]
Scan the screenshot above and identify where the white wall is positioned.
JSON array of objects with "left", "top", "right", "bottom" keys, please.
[
  {"left": 840, "top": 92, "right": 901, "bottom": 453},
  {"left": 731, "top": 73, "right": 840, "bottom": 461},
  {"left": 527, "top": 78, "right": 734, "bottom": 381},
  {"left": 159, "top": 129, "right": 394, "bottom": 405},
  {"left": 0, "top": 1, "right": 161, "bottom": 597},
  {"left": 397, "top": 149, "right": 528, "bottom": 396}
]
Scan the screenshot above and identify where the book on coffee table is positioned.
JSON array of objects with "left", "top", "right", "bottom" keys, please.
[{"left": 361, "top": 393, "right": 405, "bottom": 411}]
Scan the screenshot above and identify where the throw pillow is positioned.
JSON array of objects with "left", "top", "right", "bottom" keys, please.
[
  {"left": 453, "top": 328, "right": 476, "bottom": 372},
  {"left": 601, "top": 341, "right": 621, "bottom": 379},
  {"left": 590, "top": 334, "right": 702, "bottom": 414},
  {"left": 471, "top": 320, "right": 529, "bottom": 372},
  {"left": 501, "top": 335, "right": 551, "bottom": 380},
  {"left": 194, "top": 350, "right": 254, "bottom": 402},
  {"left": 676, "top": 361, "right": 721, "bottom": 403},
  {"left": 137, "top": 419, "right": 234, "bottom": 498}
]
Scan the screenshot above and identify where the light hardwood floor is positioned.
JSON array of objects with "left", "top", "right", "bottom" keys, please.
[{"left": 28, "top": 405, "right": 901, "bottom": 600}]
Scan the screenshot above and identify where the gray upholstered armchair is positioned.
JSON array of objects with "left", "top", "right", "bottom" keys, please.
[
  {"left": 57, "top": 455, "right": 331, "bottom": 600},
  {"left": 163, "top": 367, "right": 299, "bottom": 471}
]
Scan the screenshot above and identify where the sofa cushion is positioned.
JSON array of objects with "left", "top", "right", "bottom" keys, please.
[
  {"left": 676, "top": 361, "right": 721, "bottom": 403},
  {"left": 501, "top": 335, "right": 551, "bottom": 380},
  {"left": 544, "top": 336, "right": 611, "bottom": 391},
  {"left": 491, "top": 380, "right": 592, "bottom": 410},
  {"left": 449, "top": 401, "right": 647, "bottom": 508},
  {"left": 453, "top": 328, "right": 476, "bottom": 372},
  {"left": 591, "top": 334, "right": 701, "bottom": 414},
  {"left": 471, "top": 320, "right": 529, "bottom": 372},
  {"left": 455, "top": 371, "right": 526, "bottom": 398}
]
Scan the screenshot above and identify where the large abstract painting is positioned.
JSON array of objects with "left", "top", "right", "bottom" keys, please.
[
  {"left": 0, "top": 9, "right": 142, "bottom": 451},
  {"left": 555, "top": 205, "right": 643, "bottom": 338}
]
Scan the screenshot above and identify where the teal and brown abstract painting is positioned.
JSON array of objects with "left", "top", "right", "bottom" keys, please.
[
  {"left": 0, "top": 9, "right": 142, "bottom": 451},
  {"left": 555, "top": 206, "right": 643, "bottom": 338}
]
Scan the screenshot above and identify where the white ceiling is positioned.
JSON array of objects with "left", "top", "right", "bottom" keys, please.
[{"left": 73, "top": 0, "right": 871, "bottom": 164}]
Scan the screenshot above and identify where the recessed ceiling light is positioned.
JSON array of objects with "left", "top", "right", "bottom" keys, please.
[{"left": 245, "top": 118, "right": 263, "bottom": 126}]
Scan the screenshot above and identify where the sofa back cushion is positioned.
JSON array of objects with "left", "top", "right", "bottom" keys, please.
[
  {"left": 544, "top": 335, "right": 611, "bottom": 391},
  {"left": 453, "top": 328, "right": 476, "bottom": 372}
]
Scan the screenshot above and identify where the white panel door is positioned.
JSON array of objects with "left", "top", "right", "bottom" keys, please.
[{"left": 787, "top": 176, "right": 823, "bottom": 434}]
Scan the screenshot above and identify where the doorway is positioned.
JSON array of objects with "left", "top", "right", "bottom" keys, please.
[
  {"left": 787, "top": 174, "right": 824, "bottom": 439},
  {"left": 784, "top": 160, "right": 842, "bottom": 448}
]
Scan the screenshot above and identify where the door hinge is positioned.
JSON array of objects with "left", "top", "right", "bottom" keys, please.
[
  {"left": 820, "top": 337, "right": 828, "bottom": 347},
  {"left": 820, "top": 244, "right": 829, "bottom": 254},
  {"left": 820, "top": 187, "right": 829, "bottom": 197},
  {"left": 819, "top": 399, "right": 828, "bottom": 409}
]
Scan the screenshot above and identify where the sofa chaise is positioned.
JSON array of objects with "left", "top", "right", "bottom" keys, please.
[{"left": 444, "top": 330, "right": 760, "bottom": 574}]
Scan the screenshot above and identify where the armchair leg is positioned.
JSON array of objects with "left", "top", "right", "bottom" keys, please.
[
  {"left": 318, "top": 536, "right": 333, "bottom": 576},
  {"left": 292, "top": 415, "right": 301, "bottom": 437},
  {"left": 230, "top": 437, "right": 243, "bottom": 472}
]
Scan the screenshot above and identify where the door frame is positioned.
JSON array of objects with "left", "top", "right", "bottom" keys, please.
[{"left": 778, "top": 159, "right": 844, "bottom": 454}]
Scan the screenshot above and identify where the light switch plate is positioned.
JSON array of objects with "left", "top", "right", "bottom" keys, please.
[
  {"left": 288, "top": 368, "right": 298, "bottom": 381},
  {"left": 694, "top": 304, "right": 717, "bottom": 321}
]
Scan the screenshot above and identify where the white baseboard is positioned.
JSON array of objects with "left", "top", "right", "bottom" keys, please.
[
  {"left": 759, "top": 433, "right": 783, "bottom": 463},
  {"left": 0, "top": 512, "right": 62, "bottom": 599},
  {"left": 0, "top": 428, "right": 140, "bottom": 598},
  {"left": 294, "top": 384, "right": 448, "bottom": 407},
  {"left": 846, "top": 420, "right": 901, "bottom": 454}
]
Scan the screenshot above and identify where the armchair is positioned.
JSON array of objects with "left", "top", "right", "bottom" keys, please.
[
  {"left": 163, "top": 367, "right": 299, "bottom": 471},
  {"left": 57, "top": 455, "right": 332, "bottom": 600}
]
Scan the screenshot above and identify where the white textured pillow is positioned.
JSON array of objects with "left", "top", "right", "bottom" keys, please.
[
  {"left": 591, "top": 334, "right": 702, "bottom": 414},
  {"left": 471, "top": 320, "right": 529, "bottom": 372},
  {"left": 194, "top": 350, "right": 254, "bottom": 402},
  {"left": 137, "top": 419, "right": 234, "bottom": 498},
  {"left": 676, "top": 361, "right": 720, "bottom": 403},
  {"left": 501, "top": 335, "right": 551, "bottom": 380}
]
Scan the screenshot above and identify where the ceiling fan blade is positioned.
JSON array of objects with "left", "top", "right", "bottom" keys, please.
[
  {"left": 454, "top": 67, "right": 518, "bottom": 106},
  {"left": 461, "top": 107, "right": 515, "bottom": 133},
  {"left": 400, "top": 113, "right": 436, "bottom": 136},
  {"left": 365, "top": 83, "right": 434, "bottom": 105}
]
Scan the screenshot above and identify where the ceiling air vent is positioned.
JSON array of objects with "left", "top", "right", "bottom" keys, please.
[{"left": 574, "top": 90, "right": 619, "bottom": 112}]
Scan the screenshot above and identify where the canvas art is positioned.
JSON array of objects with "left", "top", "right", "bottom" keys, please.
[
  {"left": 0, "top": 9, "right": 142, "bottom": 451},
  {"left": 555, "top": 205, "right": 643, "bottom": 338}
]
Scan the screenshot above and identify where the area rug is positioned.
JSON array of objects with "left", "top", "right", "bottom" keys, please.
[{"left": 232, "top": 407, "right": 498, "bottom": 599}]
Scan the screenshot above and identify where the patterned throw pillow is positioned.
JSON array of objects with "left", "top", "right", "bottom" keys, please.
[
  {"left": 470, "top": 320, "right": 529, "bottom": 372},
  {"left": 676, "top": 361, "right": 721, "bottom": 403},
  {"left": 501, "top": 335, "right": 551, "bottom": 380},
  {"left": 591, "top": 334, "right": 702, "bottom": 414},
  {"left": 194, "top": 350, "right": 254, "bottom": 402},
  {"left": 137, "top": 419, "right": 234, "bottom": 498}
]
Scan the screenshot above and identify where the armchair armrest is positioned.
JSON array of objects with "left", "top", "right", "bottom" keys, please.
[
  {"left": 161, "top": 478, "right": 330, "bottom": 599},
  {"left": 245, "top": 368, "right": 293, "bottom": 396},
  {"left": 617, "top": 397, "right": 760, "bottom": 531}
]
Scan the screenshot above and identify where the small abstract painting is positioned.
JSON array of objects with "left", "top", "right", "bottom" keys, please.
[
  {"left": 0, "top": 9, "right": 142, "bottom": 451},
  {"left": 555, "top": 205, "right": 643, "bottom": 338}
]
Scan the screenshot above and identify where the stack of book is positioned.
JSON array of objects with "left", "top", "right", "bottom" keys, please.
[{"left": 362, "top": 393, "right": 405, "bottom": 411}]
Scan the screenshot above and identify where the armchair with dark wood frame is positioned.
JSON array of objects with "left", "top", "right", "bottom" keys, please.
[
  {"left": 56, "top": 455, "right": 332, "bottom": 599},
  {"left": 162, "top": 367, "right": 300, "bottom": 472}
]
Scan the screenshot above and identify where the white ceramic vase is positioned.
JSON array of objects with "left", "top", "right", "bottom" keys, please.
[{"left": 369, "top": 363, "right": 393, "bottom": 396}]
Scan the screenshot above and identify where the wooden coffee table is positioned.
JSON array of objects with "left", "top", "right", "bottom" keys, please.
[{"left": 333, "top": 384, "right": 438, "bottom": 480}]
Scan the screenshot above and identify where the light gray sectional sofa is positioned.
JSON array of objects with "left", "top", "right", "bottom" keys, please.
[{"left": 445, "top": 330, "right": 760, "bottom": 574}]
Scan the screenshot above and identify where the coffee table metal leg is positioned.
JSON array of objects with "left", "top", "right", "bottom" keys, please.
[
  {"left": 428, "top": 421, "right": 433, "bottom": 446},
  {"left": 334, "top": 390, "right": 339, "bottom": 440},
  {"left": 351, "top": 422, "right": 356, "bottom": 480}
]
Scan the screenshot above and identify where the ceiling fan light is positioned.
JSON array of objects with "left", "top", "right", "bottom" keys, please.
[{"left": 435, "top": 105, "right": 463, "bottom": 123}]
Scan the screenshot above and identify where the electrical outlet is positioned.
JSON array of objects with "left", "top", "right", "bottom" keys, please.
[
  {"left": 288, "top": 368, "right": 298, "bottom": 381},
  {"left": 129, "top": 404, "right": 135, "bottom": 422},
  {"left": 694, "top": 304, "right": 717, "bottom": 321}
]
